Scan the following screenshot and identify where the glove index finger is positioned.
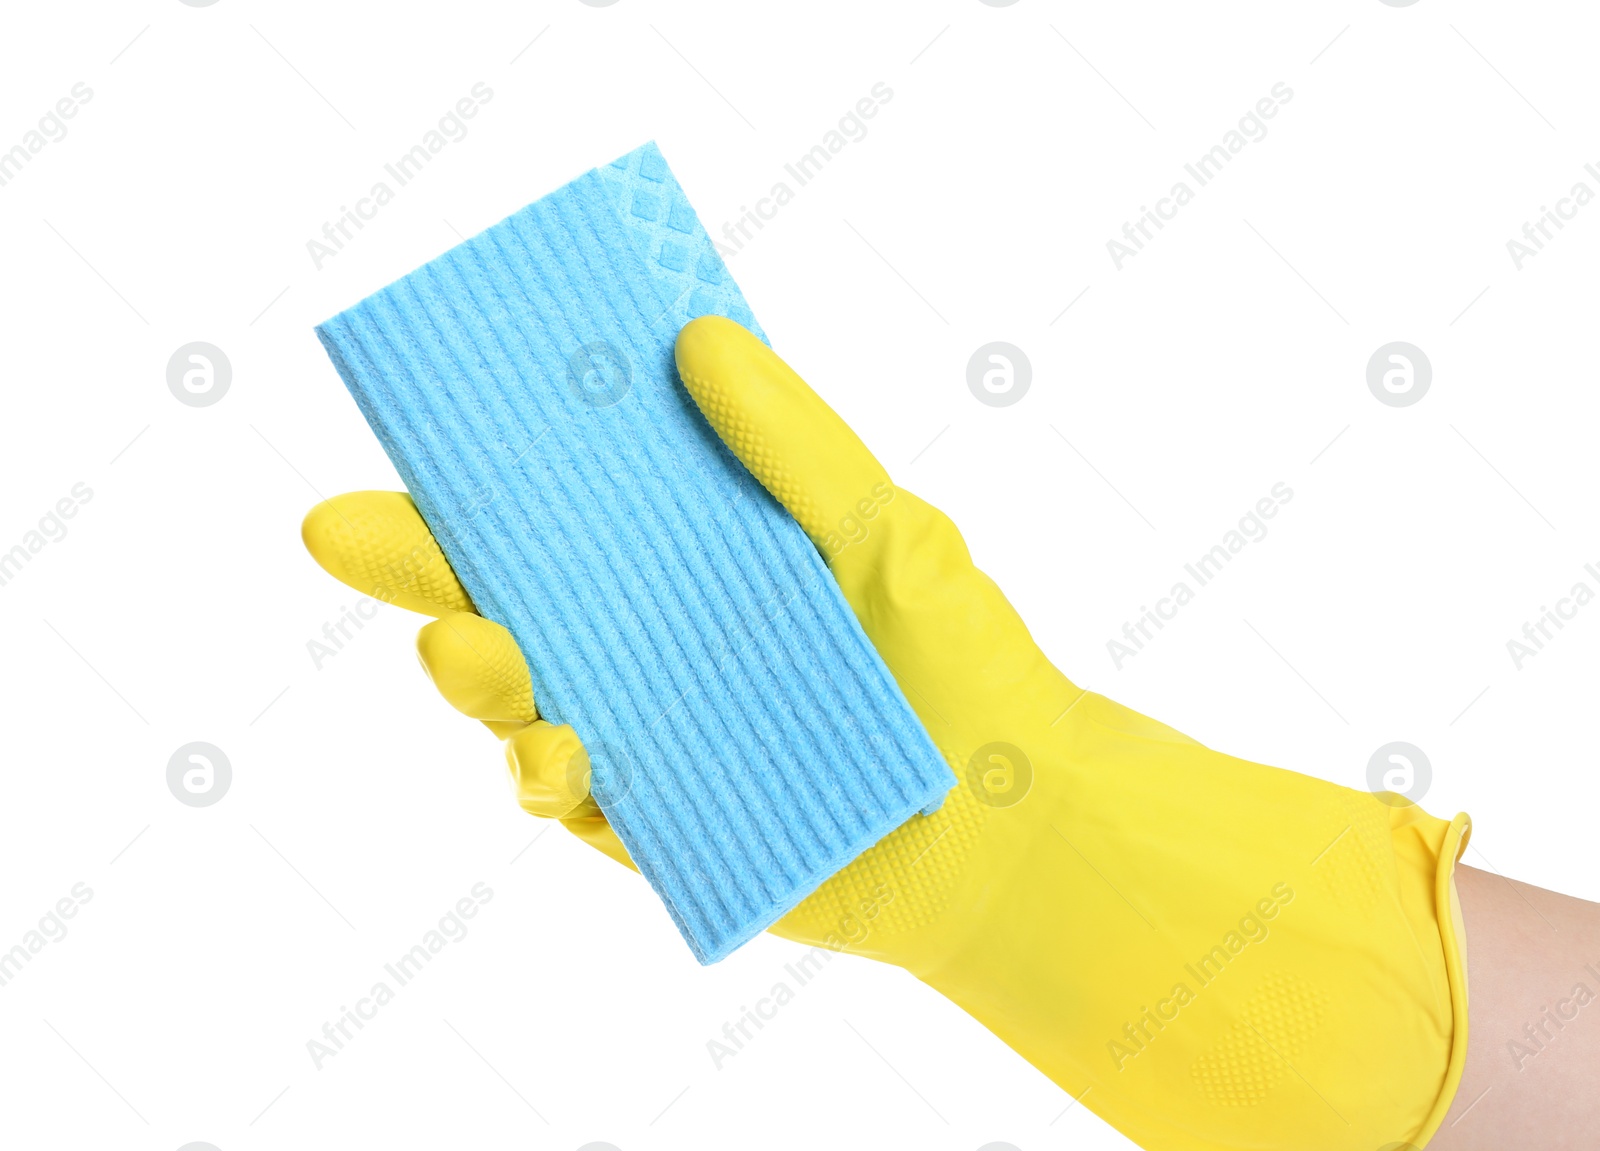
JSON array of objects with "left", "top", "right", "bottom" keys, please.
[
  {"left": 301, "top": 491, "right": 474, "bottom": 618},
  {"left": 416, "top": 611, "right": 537, "bottom": 731},
  {"left": 674, "top": 316, "right": 894, "bottom": 558}
]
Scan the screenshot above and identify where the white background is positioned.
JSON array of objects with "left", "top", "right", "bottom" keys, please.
[{"left": 1, "top": 1, "right": 1596, "bottom": 1149}]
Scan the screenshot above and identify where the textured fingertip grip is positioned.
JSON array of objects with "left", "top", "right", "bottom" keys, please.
[{"left": 315, "top": 142, "right": 954, "bottom": 964}]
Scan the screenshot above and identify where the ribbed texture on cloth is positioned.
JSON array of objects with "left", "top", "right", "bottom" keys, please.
[{"left": 316, "top": 143, "right": 953, "bottom": 963}]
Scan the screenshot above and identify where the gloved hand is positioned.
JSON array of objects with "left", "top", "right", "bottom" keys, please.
[{"left": 303, "top": 315, "right": 1471, "bottom": 1151}]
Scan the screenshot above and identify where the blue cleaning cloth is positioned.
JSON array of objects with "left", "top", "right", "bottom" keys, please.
[{"left": 317, "top": 143, "right": 954, "bottom": 963}]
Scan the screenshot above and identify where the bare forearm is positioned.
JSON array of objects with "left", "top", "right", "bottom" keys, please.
[{"left": 1430, "top": 864, "right": 1600, "bottom": 1149}]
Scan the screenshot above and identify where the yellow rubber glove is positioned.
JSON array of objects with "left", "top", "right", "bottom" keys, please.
[{"left": 303, "top": 316, "right": 1471, "bottom": 1151}]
